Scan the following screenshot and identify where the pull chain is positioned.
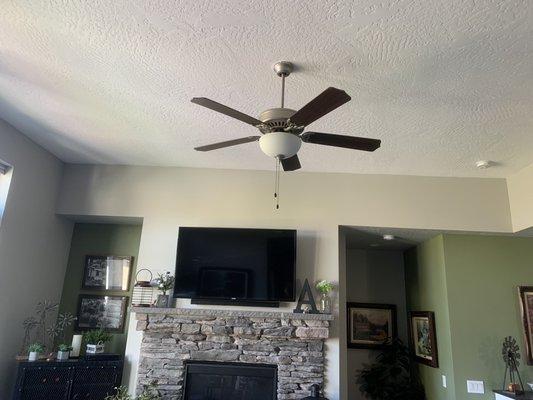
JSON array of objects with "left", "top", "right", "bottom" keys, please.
[{"left": 274, "top": 157, "right": 281, "bottom": 210}]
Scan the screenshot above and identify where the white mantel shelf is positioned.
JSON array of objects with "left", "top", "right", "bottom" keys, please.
[{"left": 131, "top": 306, "right": 335, "bottom": 321}]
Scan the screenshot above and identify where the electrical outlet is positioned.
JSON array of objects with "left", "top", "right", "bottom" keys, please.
[
  {"left": 442, "top": 375, "right": 447, "bottom": 388},
  {"left": 467, "top": 380, "right": 485, "bottom": 394}
]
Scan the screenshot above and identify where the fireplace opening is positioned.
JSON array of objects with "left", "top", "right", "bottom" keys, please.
[{"left": 183, "top": 360, "right": 277, "bottom": 400}]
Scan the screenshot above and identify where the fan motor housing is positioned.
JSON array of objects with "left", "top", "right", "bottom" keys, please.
[{"left": 258, "top": 108, "right": 303, "bottom": 134}]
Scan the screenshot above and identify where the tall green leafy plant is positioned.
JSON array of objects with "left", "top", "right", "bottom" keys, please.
[
  {"left": 356, "top": 339, "right": 426, "bottom": 400},
  {"left": 83, "top": 329, "right": 112, "bottom": 345},
  {"left": 104, "top": 381, "right": 161, "bottom": 400}
]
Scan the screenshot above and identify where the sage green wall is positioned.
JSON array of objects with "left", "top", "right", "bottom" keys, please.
[
  {"left": 443, "top": 234, "right": 533, "bottom": 400},
  {"left": 58, "top": 223, "right": 142, "bottom": 355},
  {"left": 405, "top": 235, "right": 456, "bottom": 400}
]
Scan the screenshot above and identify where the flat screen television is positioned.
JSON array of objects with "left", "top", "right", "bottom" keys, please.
[{"left": 173, "top": 227, "right": 296, "bottom": 305}]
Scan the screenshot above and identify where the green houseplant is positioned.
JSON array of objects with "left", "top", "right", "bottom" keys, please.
[
  {"left": 104, "top": 386, "right": 132, "bottom": 400},
  {"left": 137, "top": 381, "right": 161, "bottom": 400},
  {"left": 57, "top": 343, "right": 72, "bottom": 361},
  {"left": 315, "top": 280, "right": 334, "bottom": 313},
  {"left": 28, "top": 343, "right": 44, "bottom": 361},
  {"left": 356, "top": 338, "right": 426, "bottom": 400},
  {"left": 104, "top": 381, "right": 161, "bottom": 400},
  {"left": 154, "top": 272, "right": 175, "bottom": 308},
  {"left": 83, "top": 329, "right": 112, "bottom": 354}
]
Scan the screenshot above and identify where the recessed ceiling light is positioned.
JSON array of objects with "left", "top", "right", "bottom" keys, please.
[
  {"left": 476, "top": 160, "right": 492, "bottom": 169},
  {"left": 383, "top": 234, "right": 395, "bottom": 241}
]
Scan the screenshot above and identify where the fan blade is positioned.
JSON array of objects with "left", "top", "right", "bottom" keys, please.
[
  {"left": 301, "top": 132, "right": 381, "bottom": 151},
  {"left": 191, "top": 97, "right": 262, "bottom": 127},
  {"left": 290, "top": 87, "right": 351, "bottom": 127},
  {"left": 195, "top": 136, "right": 260, "bottom": 152},
  {"left": 281, "top": 154, "right": 301, "bottom": 171}
]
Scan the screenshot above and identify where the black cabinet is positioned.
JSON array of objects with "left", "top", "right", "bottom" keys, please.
[{"left": 12, "top": 358, "right": 123, "bottom": 400}]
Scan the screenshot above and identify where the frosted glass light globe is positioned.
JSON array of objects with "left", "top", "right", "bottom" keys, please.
[{"left": 259, "top": 132, "right": 302, "bottom": 159}]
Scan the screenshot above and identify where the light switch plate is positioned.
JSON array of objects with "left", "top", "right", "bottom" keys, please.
[
  {"left": 442, "top": 375, "right": 447, "bottom": 388},
  {"left": 467, "top": 380, "right": 485, "bottom": 394}
]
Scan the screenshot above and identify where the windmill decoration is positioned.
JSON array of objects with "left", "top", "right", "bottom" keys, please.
[{"left": 502, "top": 336, "right": 524, "bottom": 394}]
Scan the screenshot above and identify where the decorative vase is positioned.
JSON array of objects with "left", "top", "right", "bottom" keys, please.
[
  {"left": 156, "top": 294, "right": 172, "bottom": 308},
  {"left": 57, "top": 350, "right": 70, "bottom": 361},
  {"left": 28, "top": 352, "right": 38, "bottom": 361},
  {"left": 319, "top": 293, "right": 331, "bottom": 314},
  {"left": 86, "top": 343, "right": 105, "bottom": 354}
]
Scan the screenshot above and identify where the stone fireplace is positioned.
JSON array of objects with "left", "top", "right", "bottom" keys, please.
[{"left": 133, "top": 307, "right": 334, "bottom": 400}]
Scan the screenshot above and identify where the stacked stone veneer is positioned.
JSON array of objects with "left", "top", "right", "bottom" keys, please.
[{"left": 134, "top": 308, "right": 333, "bottom": 400}]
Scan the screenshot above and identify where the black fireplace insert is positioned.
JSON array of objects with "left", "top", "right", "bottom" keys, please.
[{"left": 182, "top": 360, "right": 277, "bottom": 400}]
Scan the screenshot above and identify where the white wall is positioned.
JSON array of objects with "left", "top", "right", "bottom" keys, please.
[
  {"left": 345, "top": 249, "right": 408, "bottom": 400},
  {"left": 56, "top": 164, "right": 513, "bottom": 400},
  {"left": 0, "top": 120, "right": 73, "bottom": 397},
  {"left": 507, "top": 162, "right": 533, "bottom": 232}
]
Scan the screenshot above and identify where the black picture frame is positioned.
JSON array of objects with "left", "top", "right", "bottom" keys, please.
[
  {"left": 347, "top": 302, "right": 397, "bottom": 349},
  {"left": 82, "top": 255, "right": 133, "bottom": 291},
  {"left": 409, "top": 311, "right": 439, "bottom": 368},
  {"left": 518, "top": 286, "right": 533, "bottom": 365},
  {"left": 75, "top": 294, "right": 128, "bottom": 333}
]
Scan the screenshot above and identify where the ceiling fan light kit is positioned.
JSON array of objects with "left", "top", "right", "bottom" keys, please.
[
  {"left": 191, "top": 61, "right": 382, "bottom": 208},
  {"left": 259, "top": 132, "right": 302, "bottom": 159}
]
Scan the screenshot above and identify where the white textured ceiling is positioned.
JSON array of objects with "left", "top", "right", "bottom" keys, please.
[{"left": 0, "top": 1, "right": 532, "bottom": 177}]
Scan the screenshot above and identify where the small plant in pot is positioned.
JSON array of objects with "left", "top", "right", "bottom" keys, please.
[
  {"left": 57, "top": 343, "right": 72, "bottom": 361},
  {"left": 316, "top": 280, "right": 334, "bottom": 313},
  {"left": 83, "top": 329, "right": 112, "bottom": 354},
  {"left": 28, "top": 343, "right": 44, "bottom": 361},
  {"left": 154, "top": 272, "right": 175, "bottom": 308}
]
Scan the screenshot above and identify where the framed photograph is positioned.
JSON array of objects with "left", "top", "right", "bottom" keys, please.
[
  {"left": 409, "top": 311, "right": 439, "bottom": 367},
  {"left": 82, "top": 255, "right": 132, "bottom": 291},
  {"left": 75, "top": 295, "right": 128, "bottom": 332},
  {"left": 347, "top": 302, "right": 397, "bottom": 349},
  {"left": 518, "top": 286, "right": 533, "bottom": 364}
]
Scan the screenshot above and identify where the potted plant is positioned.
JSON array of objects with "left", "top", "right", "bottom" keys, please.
[
  {"left": 83, "top": 329, "right": 112, "bottom": 354},
  {"left": 28, "top": 343, "right": 44, "bottom": 361},
  {"left": 356, "top": 338, "right": 426, "bottom": 400},
  {"left": 137, "top": 381, "right": 161, "bottom": 400},
  {"left": 104, "top": 386, "right": 132, "bottom": 400},
  {"left": 316, "top": 280, "right": 334, "bottom": 313},
  {"left": 154, "top": 272, "right": 175, "bottom": 308},
  {"left": 103, "top": 381, "right": 161, "bottom": 400},
  {"left": 57, "top": 343, "right": 72, "bottom": 361}
]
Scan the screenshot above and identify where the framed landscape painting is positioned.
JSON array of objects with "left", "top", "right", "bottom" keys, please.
[
  {"left": 409, "top": 311, "right": 439, "bottom": 367},
  {"left": 75, "top": 294, "right": 128, "bottom": 332},
  {"left": 82, "top": 255, "right": 132, "bottom": 291},
  {"left": 518, "top": 286, "right": 533, "bottom": 364},
  {"left": 347, "top": 303, "right": 397, "bottom": 349}
]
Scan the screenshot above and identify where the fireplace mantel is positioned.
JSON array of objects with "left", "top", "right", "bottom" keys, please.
[
  {"left": 132, "top": 307, "right": 334, "bottom": 399},
  {"left": 132, "top": 306, "right": 335, "bottom": 321}
]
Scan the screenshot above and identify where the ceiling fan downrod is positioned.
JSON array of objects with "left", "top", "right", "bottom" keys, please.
[{"left": 273, "top": 61, "right": 293, "bottom": 109}]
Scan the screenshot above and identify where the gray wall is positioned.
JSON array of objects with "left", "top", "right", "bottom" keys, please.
[
  {"left": 346, "top": 249, "right": 408, "bottom": 400},
  {"left": 0, "top": 119, "right": 73, "bottom": 397}
]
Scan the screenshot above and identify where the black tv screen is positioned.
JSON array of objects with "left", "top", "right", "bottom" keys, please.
[{"left": 174, "top": 227, "right": 296, "bottom": 303}]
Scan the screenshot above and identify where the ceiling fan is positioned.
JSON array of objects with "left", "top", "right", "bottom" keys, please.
[{"left": 191, "top": 61, "right": 381, "bottom": 172}]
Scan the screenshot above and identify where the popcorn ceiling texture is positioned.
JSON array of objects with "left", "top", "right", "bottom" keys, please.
[
  {"left": 0, "top": 1, "right": 532, "bottom": 177},
  {"left": 135, "top": 311, "right": 331, "bottom": 399}
]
